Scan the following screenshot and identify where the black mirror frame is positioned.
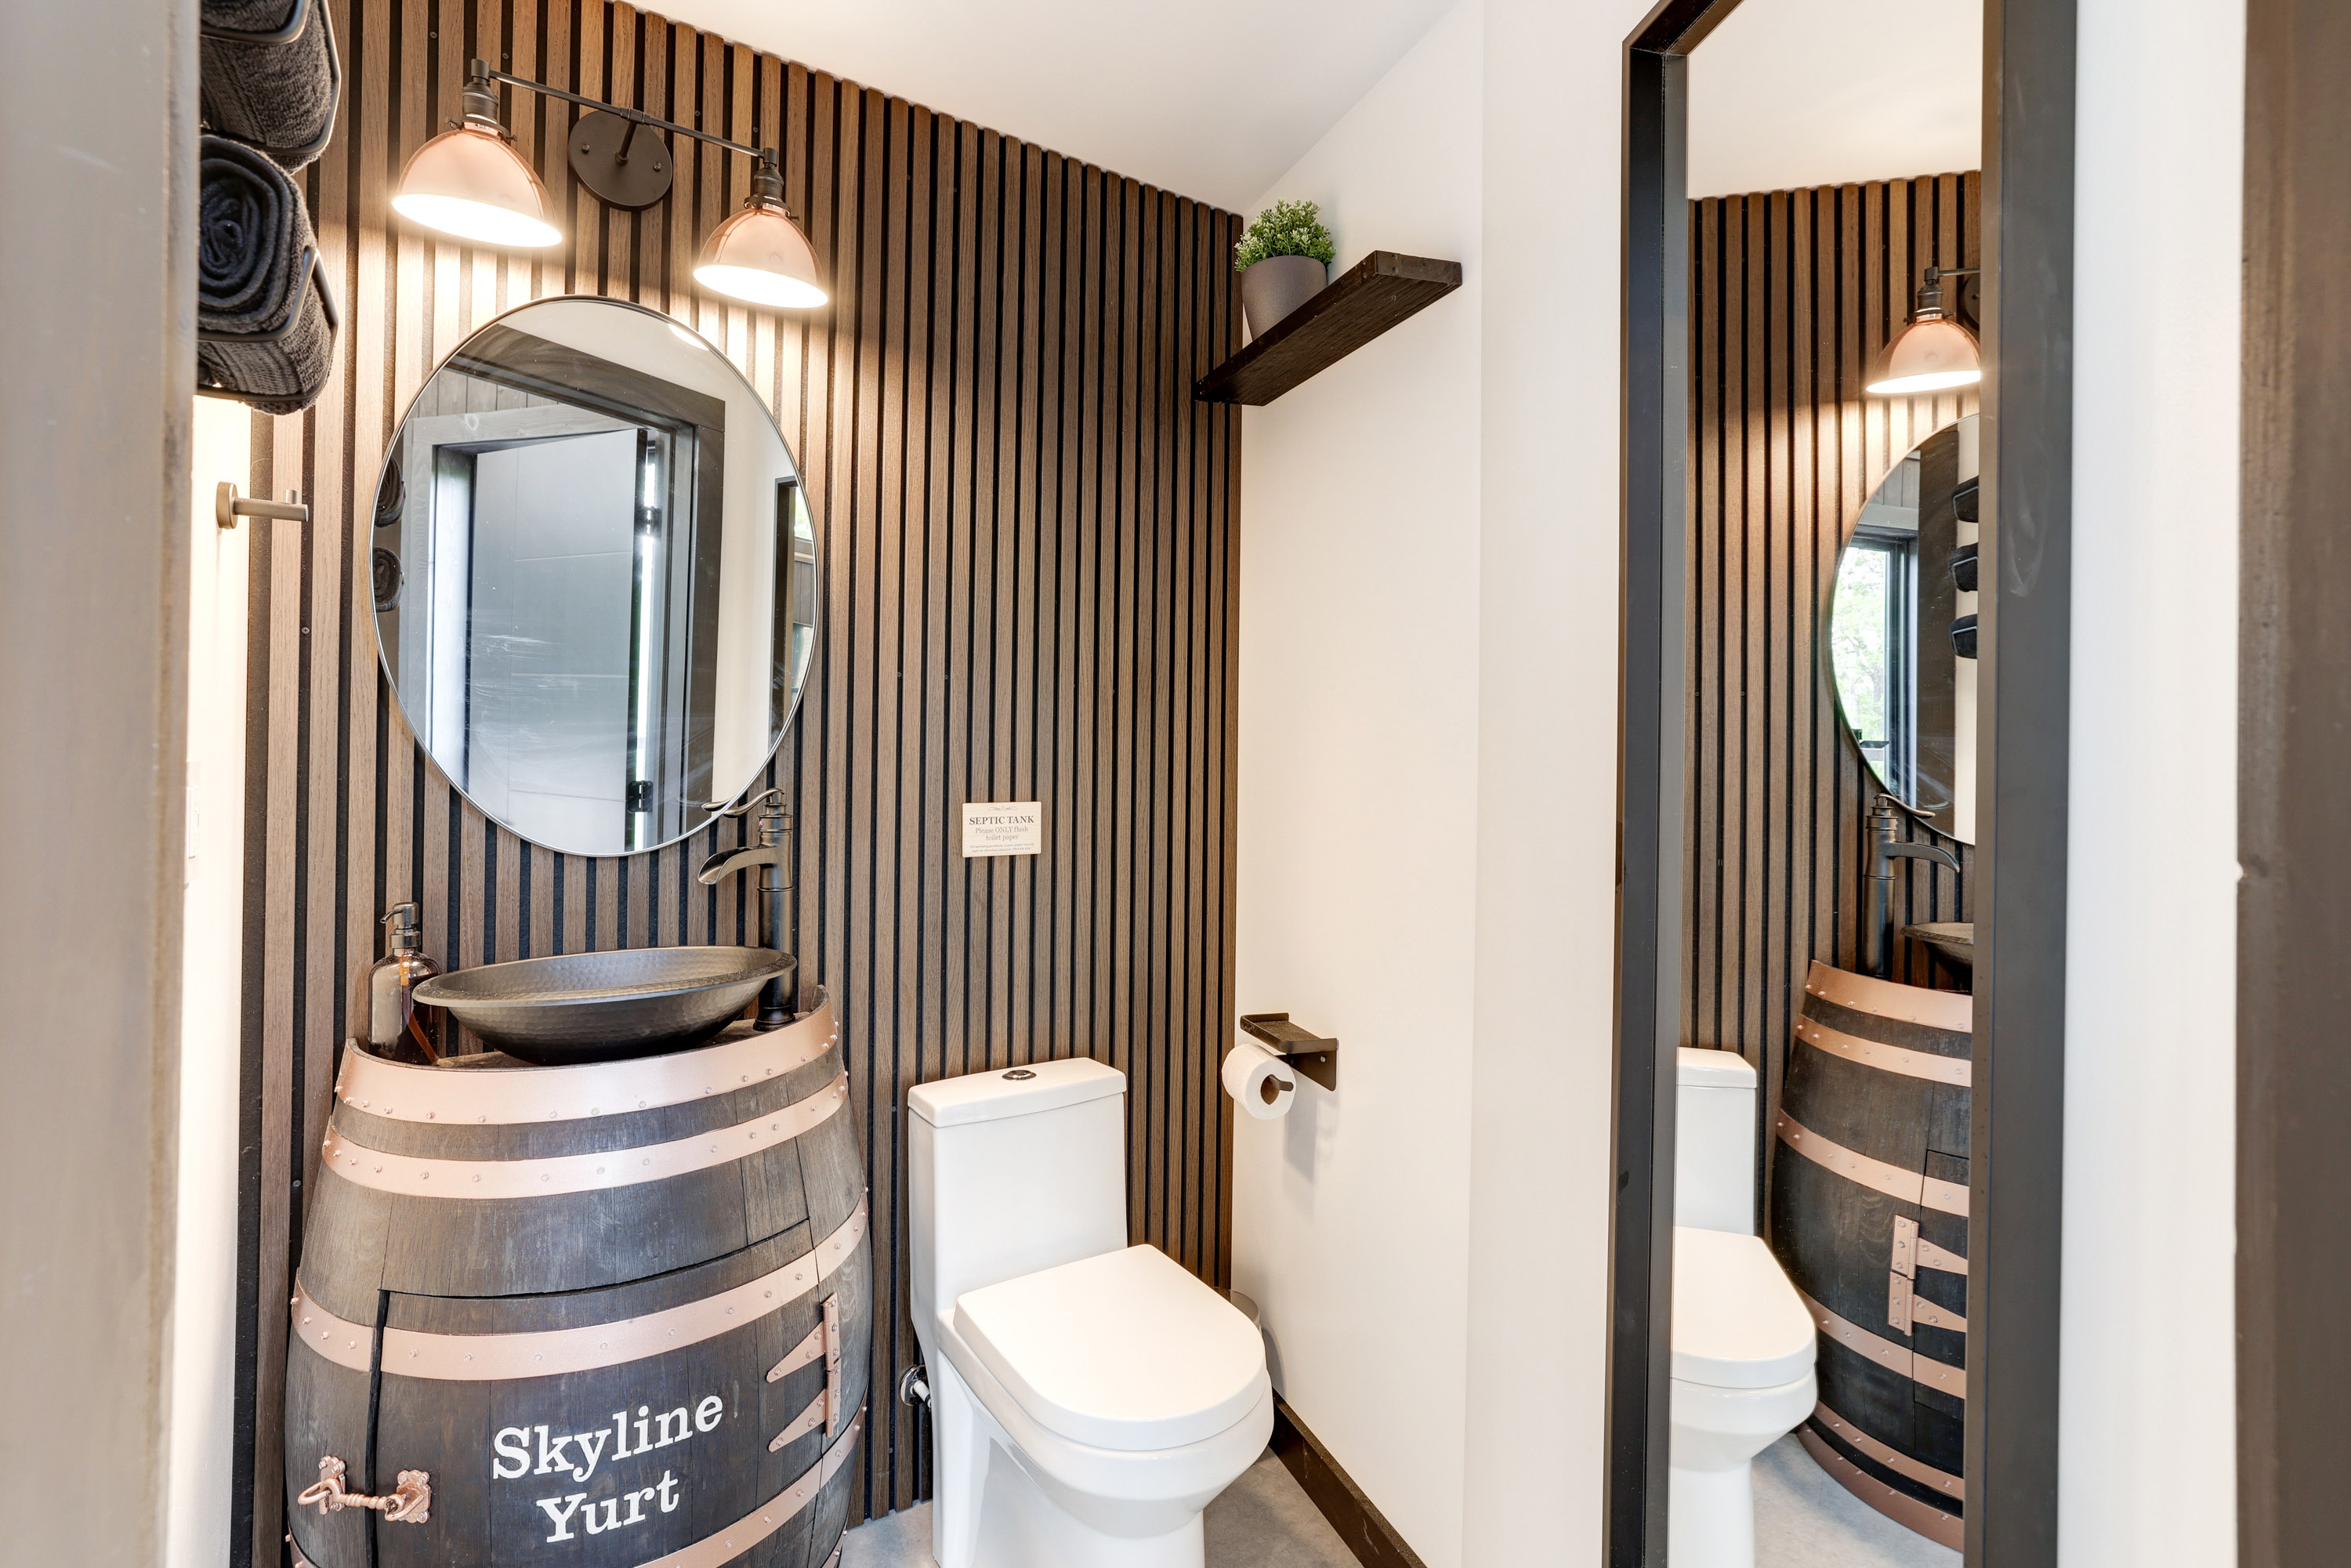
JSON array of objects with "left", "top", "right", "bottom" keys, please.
[{"left": 1609, "top": 1, "right": 2076, "bottom": 1563}]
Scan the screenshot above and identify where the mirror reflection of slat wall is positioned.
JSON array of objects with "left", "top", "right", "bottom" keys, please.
[
  {"left": 231, "top": 2, "right": 1241, "bottom": 1560},
  {"left": 1684, "top": 172, "right": 1980, "bottom": 1211}
]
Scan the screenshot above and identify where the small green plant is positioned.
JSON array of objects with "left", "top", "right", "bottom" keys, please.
[{"left": 1233, "top": 198, "right": 1335, "bottom": 271}]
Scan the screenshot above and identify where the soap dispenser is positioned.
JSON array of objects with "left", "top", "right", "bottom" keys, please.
[{"left": 353, "top": 901, "right": 446, "bottom": 1063}]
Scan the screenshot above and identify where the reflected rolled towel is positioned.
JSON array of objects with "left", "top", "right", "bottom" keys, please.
[
  {"left": 1221, "top": 1040, "right": 1295, "bottom": 1121},
  {"left": 197, "top": 136, "right": 336, "bottom": 415},
  {"left": 201, "top": 0, "right": 340, "bottom": 169}
]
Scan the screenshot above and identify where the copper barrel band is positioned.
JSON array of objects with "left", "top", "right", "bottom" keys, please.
[
  {"left": 1890, "top": 1216, "right": 1968, "bottom": 1278},
  {"left": 1813, "top": 1402, "right": 1964, "bottom": 1501},
  {"left": 1802, "top": 961, "right": 1972, "bottom": 1033},
  {"left": 1776, "top": 1110, "right": 1969, "bottom": 1217},
  {"left": 1798, "top": 1425, "right": 1963, "bottom": 1551},
  {"left": 1794, "top": 1015, "right": 1971, "bottom": 1087},
  {"left": 335, "top": 993, "right": 837, "bottom": 1126},
  {"left": 1801, "top": 1290, "right": 1965, "bottom": 1400},
  {"left": 292, "top": 1197, "right": 869, "bottom": 1378},
  {"left": 637, "top": 1416, "right": 863, "bottom": 1568},
  {"left": 321, "top": 1073, "right": 849, "bottom": 1199}
]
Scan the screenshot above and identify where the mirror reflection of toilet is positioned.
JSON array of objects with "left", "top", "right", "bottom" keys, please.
[
  {"left": 910, "top": 1059, "right": 1273, "bottom": 1567},
  {"left": 1672, "top": 1048, "right": 1819, "bottom": 1568}
]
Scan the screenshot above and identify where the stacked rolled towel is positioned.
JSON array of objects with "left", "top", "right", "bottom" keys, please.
[
  {"left": 197, "top": 136, "right": 335, "bottom": 414},
  {"left": 201, "top": 0, "right": 340, "bottom": 168}
]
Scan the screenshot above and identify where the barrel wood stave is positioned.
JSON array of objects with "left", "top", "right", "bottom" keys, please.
[
  {"left": 288, "top": 993, "right": 867, "bottom": 1568},
  {"left": 1772, "top": 962, "right": 1971, "bottom": 1541}
]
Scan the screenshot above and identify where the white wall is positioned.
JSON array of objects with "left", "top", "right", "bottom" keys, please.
[
  {"left": 1232, "top": 9, "right": 1483, "bottom": 1562},
  {"left": 1232, "top": 1, "right": 1642, "bottom": 1561},
  {"left": 167, "top": 399, "right": 252, "bottom": 1567},
  {"left": 2062, "top": 0, "right": 2243, "bottom": 1561}
]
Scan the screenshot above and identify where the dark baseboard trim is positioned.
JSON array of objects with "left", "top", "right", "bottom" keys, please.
[{"left": 1270, "top": 1396, "right": 1430, "bottom": 1568}]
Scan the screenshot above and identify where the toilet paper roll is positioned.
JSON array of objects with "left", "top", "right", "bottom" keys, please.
[{"left": 1221, "top": 1040, "right": 1296, "bottom": 1121}]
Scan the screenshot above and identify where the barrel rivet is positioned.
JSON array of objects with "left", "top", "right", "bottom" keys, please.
[
  {"left": 726, "top": 1307, "right": 735, "bottom": 1316},
  {"left": 420, "top": 1171, "right": 429, "bottom": 1180},
  {"left": 426, "top": 1111, "right": 436, "bottom": 1120},
  {"left": 534, "top": 1353, "right": 544, "bottom": 1363},
  {"left": 464, "top": 1353, "right": 473, "bottom": 1361},
  {"left": 542, "top": 1174, "right": 550, "bottom": 1182},
  {"left": 472, "top": 1175, "right": 481, "bottom": 1183},
  {"left": 741, "top": 1075, "right": 750, "bottom": 1085},
  {"left": 477, "top": 1115, "right": 486, "bottom": 1123},
  {"left": 374, "top": 1165, "right": 382, "bottom": 1174},
  {"left": 639, "top": 1101, "right": 648, "bottom": 1109}
]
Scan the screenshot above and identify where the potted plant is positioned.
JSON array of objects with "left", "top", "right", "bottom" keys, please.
[{"left": 1234, "top": 198, "right": 1336, "bottom": 339}]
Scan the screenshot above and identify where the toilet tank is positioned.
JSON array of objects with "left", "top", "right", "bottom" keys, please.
[
  {"left": 908, "top": 1058, "right": 1128, "bottom": 1337},
  {"left": 1675, "top": 1047, "right": 1758, "bottom": 1234}
]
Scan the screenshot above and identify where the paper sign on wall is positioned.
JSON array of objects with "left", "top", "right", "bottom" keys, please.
[{"left": 961, "top": 802, "right": 1042, "bottom": 858}]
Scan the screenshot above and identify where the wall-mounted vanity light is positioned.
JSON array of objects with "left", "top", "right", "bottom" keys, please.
[
  {"left": 1866, "top": 264, "right": 1981, "bottom": 396},
  {"left": 394, "top": 58, "right": 828, "bottom": 310}
]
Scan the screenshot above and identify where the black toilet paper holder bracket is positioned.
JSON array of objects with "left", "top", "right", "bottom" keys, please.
[{"left": 1239, "top": 1013, "right": 1339, "bottom": 1092}]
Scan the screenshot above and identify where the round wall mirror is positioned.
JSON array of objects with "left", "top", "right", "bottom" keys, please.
[
  {"left": 370, "top": 297, "right": 817, "bottom": 857},
  {"left": 1829, "top": 413, "right": 1978, "bottom": 844}
]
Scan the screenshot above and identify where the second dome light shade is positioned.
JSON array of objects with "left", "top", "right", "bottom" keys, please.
[{"left": 694, "top": 153, "right": 828, "bottom": 310}]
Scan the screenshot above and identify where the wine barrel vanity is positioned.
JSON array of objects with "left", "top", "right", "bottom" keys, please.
[
  {"left": 284, "top": 990, "right": 869, "bottom": 1568},
  {"left": 1768, "top": 962, "right": 1970, "bottom": 1552}
]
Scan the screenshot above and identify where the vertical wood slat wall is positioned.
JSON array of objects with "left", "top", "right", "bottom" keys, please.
[
  {"left": 1683, "top": 172, "right": 1979, "bottom": 1200},
  {"left": 230, "top": 2, "right": 1241, "bottom": 1559}
]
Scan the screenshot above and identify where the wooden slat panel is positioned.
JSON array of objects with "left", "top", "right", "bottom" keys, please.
[
  {"left": 1685, "top": 172, "right": 1980, "bottom": 1227},
  {"left": 235, "top": 0, "right": 1240, "bottom": 1548}
]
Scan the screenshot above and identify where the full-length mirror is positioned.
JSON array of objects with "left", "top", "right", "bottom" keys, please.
[
  {"left": 371, "top": 298, "right": 817, "bottom": 856},
  {"left": 1830, "top": 414, "right": 1980, "bottom": 843}
]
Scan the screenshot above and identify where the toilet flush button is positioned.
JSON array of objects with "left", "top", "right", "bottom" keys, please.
[{"left": 1003, "top": 1070, "right": 1036, "bottom": 1081}]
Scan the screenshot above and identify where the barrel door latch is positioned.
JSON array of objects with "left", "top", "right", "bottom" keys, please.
[
  {"left": 767, "top": 1293, "right": 847, "bottom": 1450},
  {"left": 296, "top": 1455, "right": 431, "bottom": 1523}
]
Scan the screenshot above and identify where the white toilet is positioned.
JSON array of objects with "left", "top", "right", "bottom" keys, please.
[
  {"left": 909, "top": 1058, "right": 1274, "bottom": 1568},
  {"left": 1671, "top": 1048, "right": 1819, "bottom": 1568}
]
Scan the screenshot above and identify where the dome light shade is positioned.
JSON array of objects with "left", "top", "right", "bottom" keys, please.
[
  {"left": 1867, "top": 263, "right": 1982, "bottom": 397},
  {"left": 1867, "top": 315, "right": 1982, "bottom": 396},
  {"left": 694, "top": 153, "right": 828, "bottom": 309},
  {"left": 393, "top": 66, "right": 561, "bottom": 249}
]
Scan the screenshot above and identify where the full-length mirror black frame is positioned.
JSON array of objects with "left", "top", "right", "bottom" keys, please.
[{"left": 1609, "top": 0, "right": 2075, "bottom": 1562}]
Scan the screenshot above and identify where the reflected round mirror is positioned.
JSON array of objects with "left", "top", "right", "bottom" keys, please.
[
  {"left": 371, "top": 298, "right": 817, "bottom": 857},
  {"left": 1829, "top": 414, "right": 1978, "bottom": 844}
]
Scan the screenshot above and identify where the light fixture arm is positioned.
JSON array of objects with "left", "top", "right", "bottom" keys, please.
[
  {"left": 1914, "top": 264, "right": 1982, "bottom": 318},
  {"left": 475, "top": 59, "right": 774, "bottom": 165}
]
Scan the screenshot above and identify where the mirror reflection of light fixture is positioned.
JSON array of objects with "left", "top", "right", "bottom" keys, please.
[
  {"left": 1866, "top": 265, "right": 1982, "bottom": 396},
  {"left": 394, "top": 58, "right": 829, "bottom": 310}
]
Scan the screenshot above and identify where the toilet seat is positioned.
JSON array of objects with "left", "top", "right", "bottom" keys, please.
[
  {"left": 1671, "top": 1226, "right": 1816, "bottom": 1389},
  {"left": 952, "top": 1244, "right": 1269, "bottom": 1452}
]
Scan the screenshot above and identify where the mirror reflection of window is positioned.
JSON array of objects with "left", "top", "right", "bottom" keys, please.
[
  {"left": 371, "top": 299, "right": 816, "bottom": 859},
  {"left": 1828, "top": 417, "right": 1980, "bottom": 842}
]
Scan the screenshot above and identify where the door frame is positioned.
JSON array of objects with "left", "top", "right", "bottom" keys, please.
[{"left": 1607, "top": 1, "right": 2077, "bottom": 1563}]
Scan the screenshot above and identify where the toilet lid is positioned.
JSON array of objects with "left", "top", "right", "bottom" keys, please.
[
  {"left": 952, "top": 1244, "right": 1270, "bottom": 1451},
  {"left": 1671, "top": 1226, "right": 1818, "bottom": 1389}
]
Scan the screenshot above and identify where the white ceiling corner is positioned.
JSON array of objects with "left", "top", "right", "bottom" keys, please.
[
  {"left": 1687, "top": 0, "right": 1982, "bottom": 200},
  {"left": 646, "top": 0, "right": 1462, "bottom": 212}
]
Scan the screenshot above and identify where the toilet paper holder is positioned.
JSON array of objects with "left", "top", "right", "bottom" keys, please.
[{"left": 1238, "top": 1013, "right": 1339, "bottom": 1091}]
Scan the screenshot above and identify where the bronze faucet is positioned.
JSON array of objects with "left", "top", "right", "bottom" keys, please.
[
  {"left": 697, "top": 787, "right": 795, "bottom": 1028},
  {"left": 1867, "top": 794, "right": 1961, "bottom": 979}
]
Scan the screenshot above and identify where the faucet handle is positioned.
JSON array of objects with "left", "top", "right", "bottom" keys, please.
[
  {"left": 1876, "top": 792, "right": 1940, "bottom": 821},
  {"left": 705, "top": 787, "right": 788, "bottom": 819}
]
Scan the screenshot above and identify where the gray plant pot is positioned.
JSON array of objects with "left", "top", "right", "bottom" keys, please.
[{"left": 1241, "top": 254, "right": 1328, "bottom": 339}]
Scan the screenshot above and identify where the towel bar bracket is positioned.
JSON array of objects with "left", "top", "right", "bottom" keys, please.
[
  {"left": 217, "top": 483, "right": 310, "bottom": 530},
  {"left": 1239, "top": 1013, "right": 1339, "bottom": 1092}
]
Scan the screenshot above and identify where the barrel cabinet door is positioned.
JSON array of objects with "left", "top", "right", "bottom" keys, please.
[
  {"left": 286, "top": 994, "right": 872, "bottom": 1568},
  {"left": 1769, "top": 962, "right": 1970, "bottom": 1551}
]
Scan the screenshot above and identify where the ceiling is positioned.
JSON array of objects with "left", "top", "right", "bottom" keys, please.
[
  {"left": 651, "top": 0, "right": 1459, "bottom": 213},
  {"left": 1687, "top": 0, "right": 1983, "bottom": 199}
]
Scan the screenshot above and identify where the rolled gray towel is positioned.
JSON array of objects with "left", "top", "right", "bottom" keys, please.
[
  {"left": 197, "top": 136, "right": 335, "bottom": 415},
  {"left": 201, "top": 0, "right": 339, "bottom": 170}
]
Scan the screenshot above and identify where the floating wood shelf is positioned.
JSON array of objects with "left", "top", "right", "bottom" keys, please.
[{"left": 1196, "top": 251, "right": 1463, "bottom": 406}]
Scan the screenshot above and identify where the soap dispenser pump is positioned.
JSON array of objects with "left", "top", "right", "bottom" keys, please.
[{"left": 354, "top": 901, "right": 446, "bottom": 1063}]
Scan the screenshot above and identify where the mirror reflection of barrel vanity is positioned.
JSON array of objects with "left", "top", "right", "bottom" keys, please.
[{"left": 286, "top": 295, "right": 871, "bottom": 1568}]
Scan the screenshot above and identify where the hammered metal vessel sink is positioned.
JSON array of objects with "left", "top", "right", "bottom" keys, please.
[
  {"left": 413, "top": 946, "right": 793, "bottom": 1064},
  {"left": 1903, "top": 922, "right": 1975, "bottom": 981}
]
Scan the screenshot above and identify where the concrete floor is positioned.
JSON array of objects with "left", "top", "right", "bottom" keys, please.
[
  {"left": 840, "top": 1451, "right": 1357, "bottom": 1568},
  {"left": 1754, "top": 1435, "right": 1962, "bottom": 1568},
  {"left": 845, "top": 1432, "right": 1953, "bottom": 1568}
]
